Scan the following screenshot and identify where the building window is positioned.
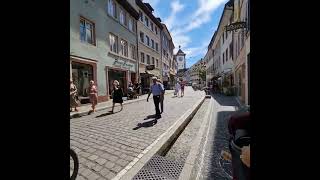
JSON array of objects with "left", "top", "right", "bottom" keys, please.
[
  {"left": 230, "top": 42, "right": 233, "bottom": 60},
  {"left": 145, "top": 16, "right": 149, "bottom": 27},
  {"left": 141, "top": 52, "right": 145, "bottom": 63},
  {"left": 223, "top": 52, "right": 225, "bottom": 64},
  {"left": 156, "top": 59, "right": 159, "bottom": 67},
  {"left": 130, "top": 44, "right": 136, "bottom": 60},
  {"left": 119, "top": 8, "right": 127, "bottom": 26},
  {"left": 80, "top": 17, "right": 95, "bottom": 45},
  {"left": 107, "top": 0, "right": 117, "bottom": 18},
  {"left": 151, "top": 22, "right": 154, "bottom": 31},
  {"left": 155, "top": 27, "right": 158, "bottom": 34},
  {"left": 120, "top": 39, "right": 128, "bottom": 57},
  {"left": 109, "top": 33, "right": 118, "bottom": 53},
  {"left": 139, "top": 10, "right": 143, "bottom": 21},
  {"left": 152, "top": 57, "right": 155, "bottom": 65},
  {"left": 226, "top": 48, "right": 228, "bottom": 62},
  {"left": 247, "top": 1, "right": 250, "bottom": 32},
  {"left": 151, "top": 39, "right": 154, "bottom": 49},
  {"left": 146, "top": 35, "right": 150, "bottom": 46},
  {"left": 222, "top": 32, "right": 224, "bottom": 44},
  {"left": 146, "top": 55, "right": 150, "bottom": 64},
  {"left": 128, "top": 18, "right": 134, "bottom": 32},
  {"left": 155, "top": 43, "right": 158, "bottom": 51},
  {"left": 140, "top": 32, "right": 144, "bottom": 43}
]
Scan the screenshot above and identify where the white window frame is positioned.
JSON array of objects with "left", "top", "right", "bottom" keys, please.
[
  {"left": 109, "top": 33, "right": 118, "bottom": 53},
  {"left": 107, "top": 0, "right": 117, "bottom": 18},
  {"left": 80, "top": 17, "right": 95, "bottom": 45},
  {"left": 119, "top": 8, "right": 127, "bottom": 26},
  {"left": 120, "top": 39, "right": 128, "bottom": 57}
]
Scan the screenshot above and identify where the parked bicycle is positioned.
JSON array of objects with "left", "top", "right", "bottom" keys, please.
[{"left": 70, "top": 148, "right": 79, "bottom": 180}]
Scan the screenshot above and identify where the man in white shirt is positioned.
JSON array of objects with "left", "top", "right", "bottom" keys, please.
[{"left": 147, "top": 77, "right": 164, "bottom": 119}]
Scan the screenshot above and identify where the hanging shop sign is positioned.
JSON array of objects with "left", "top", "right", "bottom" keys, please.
[
  {"left": 225, "top": 21, "right": 247, "bottom": 32},
  {"left": 113, "top": 58, "right": 134, "bottom": 71}
]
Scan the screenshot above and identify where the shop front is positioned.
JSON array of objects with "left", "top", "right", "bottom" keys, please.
[
  {"left": 139, "top": 65, "right": 161, "bottom": 94},
  {"left": 106, "top": 57, "right": 136, "bottom": 99},
  {"left": 234, "top": 64, "right": 246, "bottom": 103},
  {"left": 70, "top": 56, "right": 97, "bottom": 104}
]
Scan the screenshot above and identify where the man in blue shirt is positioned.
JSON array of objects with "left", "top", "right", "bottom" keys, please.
[{"left": 147, "top": 77, "right": 164, "bottom": 119}]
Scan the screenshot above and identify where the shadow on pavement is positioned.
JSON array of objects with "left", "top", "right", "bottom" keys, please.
[
  {"left": 133, "top": 119, "right": 158, "bottom": 130},
  {"left": 144, "top": 114, "right": 156, "bottom": 120},
  {"left": 211, "top": 94, "right": 239, "bottom": 107},
  {"left": 204, "top": 111, "right": 237, "bottom": 179},
  {"left": 71, "top": 114, "right": 82, "bottom": 119},
  {"left": 95, "top": 110, "right": 121, "bottom": 118}
]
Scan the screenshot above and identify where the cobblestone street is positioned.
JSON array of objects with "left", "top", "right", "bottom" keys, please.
[{"left": 70, "top": 87, "right": 204, "bottom": 180}]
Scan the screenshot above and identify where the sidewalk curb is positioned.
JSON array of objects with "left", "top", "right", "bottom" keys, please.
[
  {"left": 70, "top": 91, "right": 174, "bottom": 119},
  {"left": 178, "top": 97, "right": 214, "bottom": 180},
  {"left": 112, "top": 92, "right": 206, "bottom": 180}
]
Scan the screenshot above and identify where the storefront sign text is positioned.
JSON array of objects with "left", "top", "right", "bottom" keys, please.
[
  {"left": 113, "top": 58, "right": 134, "bottom": 70},
  {"left": 225, "top": 22, "right": 247, "bottom": 32}
]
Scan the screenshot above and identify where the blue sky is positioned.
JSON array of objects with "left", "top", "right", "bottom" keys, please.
[{"left": 143, "top": 0, "right": 228, "bottom": 68}]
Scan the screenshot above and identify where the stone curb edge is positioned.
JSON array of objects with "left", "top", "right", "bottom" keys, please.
[
  {"left": 112, "top": 92, "right": 206, "bottom": 180},
  {"left": 178, "top": 97, "right": 214, "bottom": 180}
]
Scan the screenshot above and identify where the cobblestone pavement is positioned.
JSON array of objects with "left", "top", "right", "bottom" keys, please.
[
  {"left": 70, "top": 87, "right": 204, "bottom": 180},
  {"left": 197, "top": 94, "right": 239, "bottom": 180}
]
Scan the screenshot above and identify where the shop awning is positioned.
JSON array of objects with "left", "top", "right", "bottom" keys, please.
[
  {"left": 222, "top": 68, "right": 232, "bottom": 75},
  {"left": 146, "top": 69, "right": 161, "bottom": 78}
]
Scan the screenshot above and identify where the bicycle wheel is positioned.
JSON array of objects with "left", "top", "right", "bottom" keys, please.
[{"left": 70, "top": 149, "right": 79, "bottom": 180}]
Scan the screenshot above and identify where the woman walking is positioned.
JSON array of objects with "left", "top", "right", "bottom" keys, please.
[
  {"left": 180, "top": 81, "right": 185, "bottom": 97},
  {"left": 175, "top": 81, "right": 181, "bottom": 97},
  {"left": 89, "top": 80, "right": 98, "bottom": 112},
  {"left": 70, "top": 79, "right": 79, "bottom": 112},
  {"left": 111, "top": 80, "right": 124, "bottom": 113}
]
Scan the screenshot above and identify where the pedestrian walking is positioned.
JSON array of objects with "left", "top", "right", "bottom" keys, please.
[
  {"left": 70, "top": 79, "right": 79, "bottom": 112},
  {"left": 134, "top": 81, "right": 141, "bottom": 98},
  {"left": 128, "top": 81, "right": 134, "bottom": 100},
  {"left": 157, "top": 79, "right": 165, "bottom": 114},
  {"left": 147, "top": 77, "right": 164, "bottom": 119},
  {"left": 181, "top": 81, "right": 185, "bottom": 97},
  {"left": 110, "top": 80, "right": 124, "bottom": 113},
  {"left": 89, "top": 80, "right": 98, "bottom": 112},
  {"left": 174, "top": 81, "right": 181, "bottom": 97}
]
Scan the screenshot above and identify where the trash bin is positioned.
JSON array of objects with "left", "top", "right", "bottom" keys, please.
[{"left": 229, "top": 129, "right": 250, "bottom": 180}]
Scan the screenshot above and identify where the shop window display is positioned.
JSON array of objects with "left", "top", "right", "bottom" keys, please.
[{"left": 72, "top": 63, "right": 94, "bottom": 103}]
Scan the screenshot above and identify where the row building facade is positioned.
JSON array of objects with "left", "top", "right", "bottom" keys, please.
[{"left": 70, "top": 0, "right": 177, "bottom": 104}]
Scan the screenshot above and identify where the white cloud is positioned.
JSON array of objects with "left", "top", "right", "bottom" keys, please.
[
  {"left": 172, "top": 0, "right": 227, "bottom": 34},
  {"left": 185, "top": 0, "right": 226, "bottom": 31},
  {"left": 164, "top": 0, "right": 185, "bottom": 31},
  {"left": 172, "top": 34, "right": 191, "bottom": 53}
]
